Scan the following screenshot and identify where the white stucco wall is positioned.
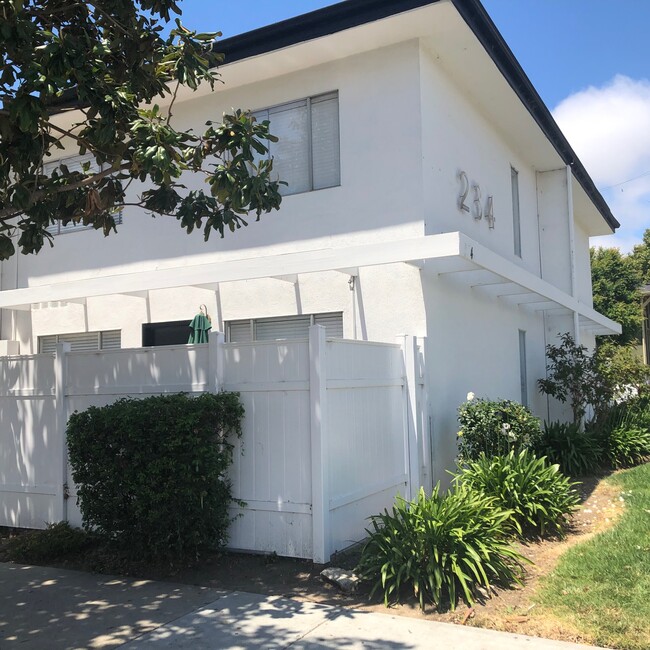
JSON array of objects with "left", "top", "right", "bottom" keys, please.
[
  {"left": 421, "top": 271, "right": 548, "bottom": 484},
  {"left": 418, "top": 45, "right": 542, "bottom": 277}
]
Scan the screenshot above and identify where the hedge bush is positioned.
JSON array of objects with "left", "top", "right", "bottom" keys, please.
[
  {"left": 457, "top": 397, "right": 541, "bottom": 461},
  {"left": 356, "top": 485, "right": 526, "bottom": 611},
  {"left": 457, "top": 450, "right": 580, "bottom": 538},
  {"left": 536, "top": 421, "right": 603, "bottom": 477},
  {"left": 67, "top": 392, "right": 244, "bottom": 564}
]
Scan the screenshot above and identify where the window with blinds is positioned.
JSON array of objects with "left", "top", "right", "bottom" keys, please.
[
  {"left": 253, "top": 92, "right": 340, "bottom": 196},
  {"left": 43, "top": 154, "right": 123, "bottom": 236},
  {"left": 38, "top": 330, "right": 121, "bottom": 354},
  {"left": 226, "top": 312, "right": 343, "bottom": 343}
]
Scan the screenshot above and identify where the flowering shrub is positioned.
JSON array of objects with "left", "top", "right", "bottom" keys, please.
[{"left": 457, "top": 395, "right": 541, "bottom": 461}]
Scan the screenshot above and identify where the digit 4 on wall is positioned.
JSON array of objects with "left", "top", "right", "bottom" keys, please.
[{"left": 458, "top": 170, "right": 495, "bottom": 229}]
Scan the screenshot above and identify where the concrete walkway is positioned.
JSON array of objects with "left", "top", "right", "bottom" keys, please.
[{"left": 0, "top": 563, "right": 606, "bottom": 649}]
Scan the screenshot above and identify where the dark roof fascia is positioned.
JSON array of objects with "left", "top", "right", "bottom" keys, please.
[
  {"left": 215, "top": 0, "right": 440, "bottom": 64},
  {"left": 450, "top": 0, "right": 619, "bottom": 231}
]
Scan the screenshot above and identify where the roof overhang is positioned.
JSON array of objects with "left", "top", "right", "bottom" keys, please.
[
  {"left": 48, "top": 0, "right": 617, "bottom": 235},
  {"left": 0, "top": 232, "right": 621, "bottom": 336}
]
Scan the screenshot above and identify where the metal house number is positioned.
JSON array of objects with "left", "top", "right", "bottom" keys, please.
[{"left": 458, "top": 170, "right": 495, "bottom": 229}]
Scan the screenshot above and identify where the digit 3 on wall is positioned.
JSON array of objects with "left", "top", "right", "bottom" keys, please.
[{"left": 457, "top": 170, "right": 495, "bottom": 229}]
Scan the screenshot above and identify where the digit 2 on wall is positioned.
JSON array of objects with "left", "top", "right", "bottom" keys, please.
[{"left": 457, "top": 170, "right": 495, "bottom": 229}]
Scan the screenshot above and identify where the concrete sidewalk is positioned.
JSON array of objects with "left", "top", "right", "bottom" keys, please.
[{"left": 0, "top": 563, "right": 605, "bottom": 649}]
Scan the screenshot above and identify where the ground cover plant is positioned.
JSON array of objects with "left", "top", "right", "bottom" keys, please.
[
  {"left": 456, "top": 450, "right": 580, "bottom": 538},
  {"left": 355, "top": 485, "right": 527, "bottom": 611},
  {"left": 536, "top": 421, "right": 602, "bottom": 477},
  {"left": 66, "top": 392, "right": 244, "bottom": 565},
  {"left": 538, "top": 462, "right": 650, "bottom": 650}
]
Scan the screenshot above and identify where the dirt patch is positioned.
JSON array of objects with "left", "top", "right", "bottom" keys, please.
[{"left": 0, "top": 473, "right": 625, "bottom": 646}]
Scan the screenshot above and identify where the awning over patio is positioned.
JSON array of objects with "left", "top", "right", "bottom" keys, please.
[{"left": 0, "top": 232, "right": 621, "bottom": 336}]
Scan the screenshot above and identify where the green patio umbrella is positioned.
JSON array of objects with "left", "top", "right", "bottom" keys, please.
[{"left": 188, "top": 305, "right": 212, "bottom": 343}]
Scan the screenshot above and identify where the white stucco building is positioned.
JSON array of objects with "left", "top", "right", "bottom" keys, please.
[{"left": 0, "top": 0, "right": 620, "bottom": 486}]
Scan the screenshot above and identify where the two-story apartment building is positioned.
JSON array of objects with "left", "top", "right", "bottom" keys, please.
[{"left": 0, "top": 0, "right": 620, "bottom": 484}]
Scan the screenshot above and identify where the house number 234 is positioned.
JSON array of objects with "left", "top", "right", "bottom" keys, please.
[{"left": 458, "top": 171, "right": 495, "bottom": 229}]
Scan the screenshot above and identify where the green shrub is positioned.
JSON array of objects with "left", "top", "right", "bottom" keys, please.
[
  {"left": 536, "top": 421, "right": 603, "bottom": 477},
  {"left": 4, "top": 522, "right": 92, "bottom": 563},
  {"left": 457, "top": 397, "right": 541, "bottom": 461},
  {"left": 608, "top": 427, "right": 650, "bottom": 468},
  {"left": 67, "top": 392, "right": 244, "bottom": 565},
  {"left": 356, "top": 485, "right": 526, "bottom": 611},
  {"left": 457, "top": 450, "right": 580, "bottom": 538}
]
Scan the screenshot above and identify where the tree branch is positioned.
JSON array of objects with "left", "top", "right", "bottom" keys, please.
[{"left": 0, "top": 162, "right": 130, "bottom": 224}]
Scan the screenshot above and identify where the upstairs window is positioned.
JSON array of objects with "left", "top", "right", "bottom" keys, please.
[
  {"left": 43, "top": 154, "right": 123, "bottom": 236},
  {"left": 253, "top": 92, "right": 340, "bottom": 196},
  {"left": 226, "top": 312, "right": 343, "bottom": 343},
  {"left": 511, "top": 166, "right": 521, "bottom": 257}
]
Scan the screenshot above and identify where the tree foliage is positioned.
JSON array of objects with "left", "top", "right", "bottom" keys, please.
[
  {"left": 539, "top": 333, "right": 650, "bottom": 426},
  {"left": 0, "top": 0, "right": 283, "bottom": 260},
  {"left": 590, "top": 245, "right": 643, "bottom": 345},
  {"left": 590, "top": 228, "right": 650, "bottom": 346}
]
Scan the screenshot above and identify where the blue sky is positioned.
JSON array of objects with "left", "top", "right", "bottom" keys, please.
[{"left": 173, "top": 1, "right": 650, "bottom": 251}]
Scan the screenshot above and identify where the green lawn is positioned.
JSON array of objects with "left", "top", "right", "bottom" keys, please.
[{"left": 538, "top": 462, "right": 650, "bottom": 650}]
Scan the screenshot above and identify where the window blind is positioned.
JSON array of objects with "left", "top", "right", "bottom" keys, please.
[{"left": 311, "top": 93, "right": 340, "bottom": 190}]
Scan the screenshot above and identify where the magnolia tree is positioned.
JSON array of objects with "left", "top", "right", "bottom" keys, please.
[{"left": 0, "top": 0, "right": 283, "bottom": 260}]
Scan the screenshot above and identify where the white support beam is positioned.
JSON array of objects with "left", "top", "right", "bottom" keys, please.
[
  {"left": 192, "top": 282, "right": 220, "bottom": 292},
  {"left": 334, "top": 267, "right": 359, "bottom": 276},
  {"left": 272, "top": 274, "right": 298, "bottom": 284},
  {"left": 0, "top": 231, "right": 621, "bottom": 335}
]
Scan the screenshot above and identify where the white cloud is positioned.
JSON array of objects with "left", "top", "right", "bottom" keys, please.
[{"left": 552, "top": 75, "right": 650, "bottom": 251}]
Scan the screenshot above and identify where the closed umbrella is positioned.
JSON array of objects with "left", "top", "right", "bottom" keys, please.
[{"left": 188, "top": 305, "right": 212, "bottom": 343}]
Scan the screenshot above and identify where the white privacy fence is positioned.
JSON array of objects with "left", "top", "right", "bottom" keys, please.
[{"left": 0, "top": 326, "right": 428, "bottom": 563}]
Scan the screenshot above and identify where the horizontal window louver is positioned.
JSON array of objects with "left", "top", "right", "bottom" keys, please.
[
  {"left": 314, "top": 312, "right": 343, "bottom": 338},
  {"left": 100, "top": 330, "right": 121, "bottom": 349},
  {"left": 38, "top": 330, "right": 121, "bottom": 353},
  {"left": 38, "top": 335, "right": 58, "bottom": 354},
  {"left": 256, "top": 315, "right": 311, "bottom": 341},
  {"left": 226, "top": 312, "right": 343, "bottom": 342},
  {"left": 228, "top": 320, "right": 253, "bottom": 343}
]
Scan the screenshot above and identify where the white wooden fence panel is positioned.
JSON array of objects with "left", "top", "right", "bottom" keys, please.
[
  {"left": 0, "top": 332, "right": 421, "bottom": 561},
  {"left": 0, "top": 354, "right": 59, "bottom": 528},
  {"left": 325, "top": 340, "right": 408, "bottom": 554},
  {"left": 66, "top": 345, "right": 209, "bottom": 395},
  {"left": 223, "top": 340, "right": 312, "bottom": 558}
]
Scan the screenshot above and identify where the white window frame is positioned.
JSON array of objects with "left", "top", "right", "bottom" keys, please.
[
  {"left": 43, "top": 153, "right": 123, "bottom": 236},
  {"left": 253, "top": 91, "right": 340, "bottom": 196}
]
